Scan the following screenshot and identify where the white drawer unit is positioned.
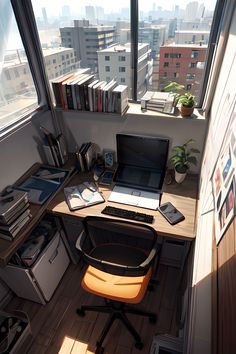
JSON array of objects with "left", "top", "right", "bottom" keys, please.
[{"left": 0, "top": 231, "right": 70, "bottom": 304}]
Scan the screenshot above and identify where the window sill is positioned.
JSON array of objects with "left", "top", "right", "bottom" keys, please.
[{"left": 126, "top": 102, "right": 206, "bottom": 121}]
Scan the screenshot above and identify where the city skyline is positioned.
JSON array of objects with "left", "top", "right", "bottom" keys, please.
[{"left": 32, "top": 0, "right": 217, "bottom": 18}]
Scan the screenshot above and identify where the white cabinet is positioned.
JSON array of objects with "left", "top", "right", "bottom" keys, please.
[{"left": 0, "top": 230, "right": 70, "bottom": 304}]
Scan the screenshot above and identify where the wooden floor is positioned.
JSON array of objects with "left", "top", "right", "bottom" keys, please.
[{"left": 4, "top": 263, "right": 181, "bottom": 354}]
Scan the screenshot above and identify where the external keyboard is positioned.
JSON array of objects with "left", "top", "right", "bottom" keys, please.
[{"left": 101, "top": 206, "right": 154, "bottom": 224}]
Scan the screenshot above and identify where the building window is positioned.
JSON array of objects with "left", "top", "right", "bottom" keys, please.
[
  {"left": 163, "top": 72, "right": 167, "bottom": 78},
  {"left": 188, "top": 62, "right": 196, "bottom": 68},
  {"left": 0, "top": 2, "right": 37, "bottom": 131},
  {"left": 105, "top": 56, "right": 110, "bottom": 61},
  {"left": 118, "top": 56, "right": 126, "bottom": 61},
  {"left": 176, "top": 62, "right": 180, "bottom": 68},
  {"left": 106, "top": 77, "right": 110, "bottom": 81},
  {"left": 186, "top": 84, "right": 192, "bottom": 90},
  {"left": 170, "top": 53, "right": 181, "bottom": 58},
  {"left": 164, "top": 62, "right": 169, "bottom": 67},
  {"left": 53, "top": 59, "right": 56, "bottom": 64},
  {"left": 164, "top": 53, "right": 169, "bottom": 58},
  {"left": 191, "top": 51, "right": 199, "bottom": 58},
  {"left": 186, "top": 74, "right": 195, "bottom": 80},
  {"left": 121, "top": 78, "right": 126, "bottom": 83},
  {"left": 119, "top": 67, "right": 126, "bottom": 72},
  {"left": 105, "top": 66, "right": 110, "bottom": 72},
  {"left": 173, "top": 72, "right": 179, "bottom": 78}
]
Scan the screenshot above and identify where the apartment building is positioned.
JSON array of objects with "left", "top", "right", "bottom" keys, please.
[
  {"left": 174, "top": 30, "right": 210, "bottom": 45},
  {"left": 98, "top": 43, "right": 151, "bottom": 96},
  {"left": 139, "top": 25, "right": 166, "bottom": 58},
  {"left": 159, "top": 43, "right": 207, "bottom": 99},
  {"left": 1, "top": 47, "right": 79, "bottom": 101},
  {"left": 60, "top": 22, "right": 115, "bottom": 73}
]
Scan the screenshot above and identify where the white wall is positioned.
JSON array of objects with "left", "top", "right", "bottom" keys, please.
[
  {"left": 0, "top": 111, "right": 54, "bottom": 191},
  {"left": 188, "top": 5, "right": 236, "bottom": 354},
  {"left": 60, "top": 109, "right": 207, "bottom": 173}
]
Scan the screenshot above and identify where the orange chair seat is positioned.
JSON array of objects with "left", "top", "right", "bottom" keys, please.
[{"left": 82, "top": 265, "right": 152, "bottom": 304}]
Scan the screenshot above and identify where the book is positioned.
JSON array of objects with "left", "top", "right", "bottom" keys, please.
[
  {"left": 93, "top": 81, "right": 107, "bottom": 112},
  {"left": 112, "top": 85, "right": 128, "bottom": 114},
  {"left": 88, "top": 79, "right": 99, "bottom": 111},
  {"left": 0, "top": 208, "right": 31, "bottom": 233},
  {"left": 102, "top": 79, "right": 117, "bottom": 113},
  {"left": 64, "top": 182, "right": 104, "bottom": 211},
  {"left": 0, "top": 214, "right": 31, "bottom": 240},
  {"left": 141, "top": 91, "right": 173, "bottom": 109},
  {"left": 51, "top": 73, "right": 75, "bottom": 108},
  {"left": 0, "top": 190, "right": 29, "bottom": 224}
]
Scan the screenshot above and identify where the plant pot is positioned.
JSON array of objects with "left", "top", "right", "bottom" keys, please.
[
  {"left": 175, "top": 170, "right": 187, "bottom": 183},
  {"left": 179, "top": 105, "right": 194, "bottom": 117}
]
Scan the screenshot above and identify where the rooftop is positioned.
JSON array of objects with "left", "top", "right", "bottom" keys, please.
[{"left": 98, "top": 42, "right": 149, "bottom": 53}]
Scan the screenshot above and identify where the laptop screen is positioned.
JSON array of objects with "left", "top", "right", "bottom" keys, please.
[{"left": 115, "top": 134, "right": 169, "bottom": 191}]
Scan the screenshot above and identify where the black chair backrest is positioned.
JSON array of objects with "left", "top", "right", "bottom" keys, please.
[{"left": 77, "top": 216, "right": 159, "bottom": 276}]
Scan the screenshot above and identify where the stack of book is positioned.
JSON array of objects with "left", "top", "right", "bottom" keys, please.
[
  {"left": 0, "top": 190, "right": 31, "bottom": 241},
  {"left": 51, "top": 73, "right": 129, "bottom": 115},
  {"left": 141, "top": 91, "right": 175, "bottom": 114}
]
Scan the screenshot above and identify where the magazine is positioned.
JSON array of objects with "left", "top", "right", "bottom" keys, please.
[{"left": 64, "top": 182, "right": 104, "bottom": 211}]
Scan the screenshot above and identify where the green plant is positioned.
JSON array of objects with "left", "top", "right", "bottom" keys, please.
[
  {"left": 178, "top": 92, "right": 195, "bottom": 108},
  {"left": 164, "top": 81, "right": 185, "bottom": 94},
  {"left": 170, "top": 139, "right": 200, "bottom": 173}
]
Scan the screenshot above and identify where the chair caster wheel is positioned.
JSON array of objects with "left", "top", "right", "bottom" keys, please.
[
  {"left": 76, "top": 308, "right": 85, "bottom": 317},
  {"left": 95, "top": 345, "right": 104, "bottom": 354},
  {"left": 149, "top": 314, "right": 157, "bottom": 324},
  {"left": 135, "top": 341, "right": 144, "bottom": 350}
]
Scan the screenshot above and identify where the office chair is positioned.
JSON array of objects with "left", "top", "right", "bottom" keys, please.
[{"left": 76, "top": 216, "right": 162, "bottom": 353}]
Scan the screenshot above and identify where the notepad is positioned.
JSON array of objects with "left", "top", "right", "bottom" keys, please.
[{"left": 64, "top": 182, "right": 104, "bottom": 211}]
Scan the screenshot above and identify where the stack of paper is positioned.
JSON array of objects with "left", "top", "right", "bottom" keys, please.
[{"left": 0, "top": 190, "right": 31, "bottom": 241}]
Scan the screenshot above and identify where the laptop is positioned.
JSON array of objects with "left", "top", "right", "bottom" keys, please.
[{"left": 108, "top": 134, "right": 169, "bottom": 209}]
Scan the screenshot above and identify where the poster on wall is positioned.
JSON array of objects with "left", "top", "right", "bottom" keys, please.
[{"left": 211, "top": 99, "right": 236, "bottom": 245}]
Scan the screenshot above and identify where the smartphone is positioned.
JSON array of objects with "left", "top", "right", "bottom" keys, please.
[
  {"left": 99, "top": 170, "right": 114, "bottom": 186},
  {"left": 158, "top": 202, "right": 185, "bottom": 225}
]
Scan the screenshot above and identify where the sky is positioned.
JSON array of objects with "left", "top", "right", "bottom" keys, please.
[{"left": 32, "top": 0, "right": 217, "bottom": 18}]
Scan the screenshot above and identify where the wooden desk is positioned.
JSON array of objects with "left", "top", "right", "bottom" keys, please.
[{"left": 48, "top": 173, "right": 199, "bottom": 241}]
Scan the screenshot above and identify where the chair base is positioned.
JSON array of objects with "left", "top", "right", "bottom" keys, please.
[{"left": 76, "top": 300, "right": 157, "bottom": 351}]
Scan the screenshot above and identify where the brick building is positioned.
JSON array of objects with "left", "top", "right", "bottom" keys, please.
[{"left": 159, "top": 44, "right": 207, "bottom": 101}]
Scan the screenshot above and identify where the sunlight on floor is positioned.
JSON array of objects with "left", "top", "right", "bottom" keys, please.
[{"left": 58, "top": 336, "right": 94, "bottom": 354}]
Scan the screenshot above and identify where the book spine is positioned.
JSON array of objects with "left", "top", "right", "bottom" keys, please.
[
  {"left": 66, "top": 85, "right": 74, "bottom": 110},
  {"left": 52, "top": 82, "right": 62, "bottom": 108}
]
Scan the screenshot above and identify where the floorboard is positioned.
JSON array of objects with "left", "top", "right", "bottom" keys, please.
[{"left": 4, "top": 263, "right": 181, "bottom": 354}]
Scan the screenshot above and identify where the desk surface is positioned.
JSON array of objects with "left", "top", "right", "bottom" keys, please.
[{"left": 48, "top": 172, "right": 199, "bottom": 241}]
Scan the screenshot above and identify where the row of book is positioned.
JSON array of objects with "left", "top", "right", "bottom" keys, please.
[
  {"left": 141, "top": 91, "right": 175, "bottom": 114},
  {"left": 0, "top": 190, "right": 31, "bottom": 241},
  {"left": 51, "top": 71, "right": 129, "bottom": 115}
]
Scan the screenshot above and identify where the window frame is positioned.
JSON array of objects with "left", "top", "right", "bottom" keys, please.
[
  {"left": 0, "top": 0, "right": 59, "bottom": 138},
  {"left": 130, "top": 0, "right": 228, "bottom": 109}
]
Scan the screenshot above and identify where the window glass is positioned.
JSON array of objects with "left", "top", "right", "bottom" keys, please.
[
  {"left": 32, "top": 0, "right": 130, "bottom": 97},
  {"left": 0, "top": 1, "right": 37, "bottom": 131},
  {"left": 138, "top": 0, "right": 217, "bottom": 104}
]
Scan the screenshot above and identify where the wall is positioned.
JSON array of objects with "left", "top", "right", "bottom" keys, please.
[
  {"left": 187, "top": 5, "right": 236, "bottom": 354},
  {"left": 60, "top": 109, "right": 207, "bottom": 173},
  {"left": 0, "top": 110, "right": 54, "bottom": 191}
]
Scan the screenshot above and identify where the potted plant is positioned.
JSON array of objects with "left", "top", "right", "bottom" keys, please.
[
  {"left": 177, "top": 92, "right": 195, "bottom": 117},
  {"left": 170, "top": 139, "right": 200, "bottom": 183}
]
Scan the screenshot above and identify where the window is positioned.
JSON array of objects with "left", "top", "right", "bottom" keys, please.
[
  {"left": 191, "top": 51, "right": 199, "bottom": 58},
  {"left": 163, "top": 72, "right": 167, "bottom": 78},
  {"left": 119, "top": 67, "right": 126, "bottom": 72},
  {"left": 105, "top": 66, "right": 110, "bottom": 72},
  {"left": 188, "top": 62, "right": 196, "bottom": 68},
  {"left": 0, "top": 1, "right": 37, "bottom": 131},
  {"left": 186, "top": 74, "right": 195, "bottom": 80},
  {"left": 173, "top": 72, "right": 179, "bottom": 78},
  {"left": 121, "top": 78, "right": 126, "bottom": 83},
  {"left": 31, "top": 0, "right": 219, "bottom": 106},
  {"left": 186, "top": 84, "right": 192, "bottom": 90}
]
